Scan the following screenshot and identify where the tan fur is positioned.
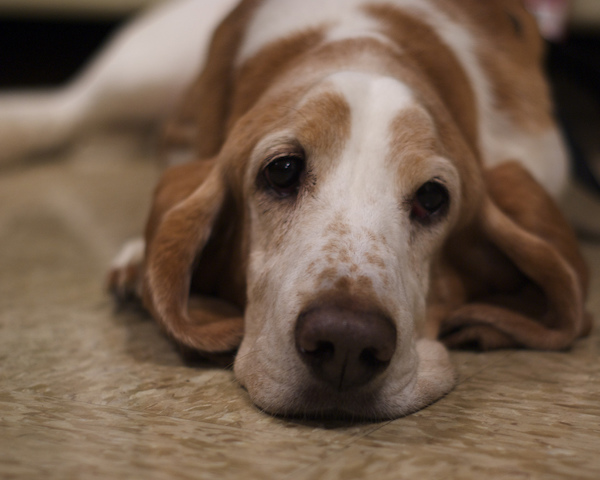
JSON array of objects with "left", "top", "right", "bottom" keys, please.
[{"left": 437, "top": 162, "right": 589, "bottom": 350}]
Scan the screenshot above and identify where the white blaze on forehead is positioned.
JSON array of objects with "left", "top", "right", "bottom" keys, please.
[{"left": 322, "top": 72, "right": 416, "bottom": 200}]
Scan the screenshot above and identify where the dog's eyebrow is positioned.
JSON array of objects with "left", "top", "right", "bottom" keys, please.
[
  {"left": 387, "top": 107, "right": 440, "bottom": 165},
  {"left": 294, "top": 90, "right": 352, "bottom": 161}
]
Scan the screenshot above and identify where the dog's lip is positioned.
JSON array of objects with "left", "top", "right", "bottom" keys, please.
[
  {"left": 257, "top": 385, "right": 385, "bottom": 420},
  {"left": 254, "top": 386, "right": 413, "bottom": 421},
  {"left": 245, "top": 366, "right": 420, "bottom": 421}
]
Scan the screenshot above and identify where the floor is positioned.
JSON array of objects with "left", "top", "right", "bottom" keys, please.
[{"left": 1, "top": 123, "right": 599, "bottom": 480}]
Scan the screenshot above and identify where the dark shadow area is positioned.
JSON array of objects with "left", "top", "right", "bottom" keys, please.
[
  {"left": 0, "top": 15, "right": 124, "bottom": 88},
  {"left": 548, "top": 33, "right": 600, "bottom": 195}
]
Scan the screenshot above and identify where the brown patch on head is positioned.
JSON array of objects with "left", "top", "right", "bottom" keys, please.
[
  {"left": 362, "top": 4, "right": 486, "bottom": 227},
  {"left": 388, "top": 107, "right": 440, "bottom": 169},
  {"left": 162, "top": 3, "right": 326, "bottom": 162},
  {"left": 224, "top": 84, "right": 351, "bottom": 203},
  {"left": 387, "top": 92, "right": 485, "bottom": 231},
  {"left": 230, "top": 28, "right": 326, "bottom": 123},
  {"left": 294, "top": 90, "right": 352, "bottom": 163}
]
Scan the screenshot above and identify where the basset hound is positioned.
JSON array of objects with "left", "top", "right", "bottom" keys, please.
[{"left": 97, "top": 0, "right": 591, "bottom": 419}]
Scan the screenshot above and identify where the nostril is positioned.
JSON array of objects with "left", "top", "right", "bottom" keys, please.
[
  {"left": 359, "top": 347, "right": 391, "bottom": 369},
  {"left": 301, "top": 341, "right": 335, "bottom": 362},
  {"left": 295, "top": 305, "right": 397, "bottom": 391}
]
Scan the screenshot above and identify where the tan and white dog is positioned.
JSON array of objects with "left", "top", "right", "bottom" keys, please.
[{"left": 7, "top": 0, "right": 590, "bottom": 419}]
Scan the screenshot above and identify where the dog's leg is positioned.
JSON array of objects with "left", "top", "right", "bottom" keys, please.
[{"left": 0, "top": 0, "right": 238, "bottom": 165}]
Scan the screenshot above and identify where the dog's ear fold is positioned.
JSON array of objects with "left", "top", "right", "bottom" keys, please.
[
  {"left": 437, "top": 161, "right": 591, "bottom": 350},
  {"left": 142, "top": 160, "right": 245, "bottom": 355}
]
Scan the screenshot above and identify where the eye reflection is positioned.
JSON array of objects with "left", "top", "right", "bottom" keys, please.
[{"left": 263, "top": 154, "right": 305, "bottom": 196}]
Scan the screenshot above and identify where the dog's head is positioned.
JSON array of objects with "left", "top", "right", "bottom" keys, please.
[
  {"left": 139, "top": 0, "right": 589, "bottom": 419},
  {"left": 141, "top": 69, "right": 588, "bottom": 419}
]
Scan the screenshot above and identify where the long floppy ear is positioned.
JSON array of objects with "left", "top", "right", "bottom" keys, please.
[
  {"left": 437, "top": 161, "right": 591, "bottom": 350},
  {"left": 141, "top": 160, "right": 245, "bottom": 355}
]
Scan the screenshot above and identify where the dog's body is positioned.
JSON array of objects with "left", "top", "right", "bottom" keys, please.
[
  {"left": 0, "top": 0, "right": 238, "bottom": 165},
  {"left": 7, "top": 0, "right": 589, "bottom": 419}
]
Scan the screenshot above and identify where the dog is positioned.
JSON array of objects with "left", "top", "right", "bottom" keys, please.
[{"left": 5, "top": 0, "right": 590, "bottom": 419}]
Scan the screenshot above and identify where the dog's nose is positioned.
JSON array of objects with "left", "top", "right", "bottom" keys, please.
[{"left": 295, "top": 306, "right": 397, "bottom": 391}]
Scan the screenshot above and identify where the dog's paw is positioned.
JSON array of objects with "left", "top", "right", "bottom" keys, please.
[{"left": 107, "top": 238, "right": 145, "bottom": 302}]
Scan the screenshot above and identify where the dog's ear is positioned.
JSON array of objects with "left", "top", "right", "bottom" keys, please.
[
  {"left": 434, "top": 161, "right": 591, "bottom": 350},
  {"left": 141, "top": 160, "right": 245, "bottom": 355}
]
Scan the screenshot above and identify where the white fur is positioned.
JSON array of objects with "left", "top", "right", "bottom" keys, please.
[
  {"left": 109, "top": 237, "right": 146, "bottom": 298},
  {"left": 483, "top": 120, "right": 569, "bottom": 197},
  {"left": 0, "top": 0, "right": 237, "bottom": 165},
  {"left": 111, "top": 237, "right": 145, "bottom": 270}
]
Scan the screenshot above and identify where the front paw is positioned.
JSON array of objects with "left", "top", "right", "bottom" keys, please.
[{"left": 107, "top": 238, "right": 145, "bottom": 302}]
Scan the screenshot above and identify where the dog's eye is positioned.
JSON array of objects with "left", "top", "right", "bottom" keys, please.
[
  {"left": 263, "top": 155, "right": 305, "bottom": 196},
  {"left": 411, "top": 181, "right": 449, "bottom": 222}
]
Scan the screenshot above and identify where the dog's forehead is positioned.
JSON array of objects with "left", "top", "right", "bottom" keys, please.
[
  {"left": 247, "top": 71, "right": 445, "bottom": 206},
  {"left": 318, "top": 72, "right": 416, "bottom": 133},
  {"left": 295, "top": 72, "right": 437, "bottom": 183}
]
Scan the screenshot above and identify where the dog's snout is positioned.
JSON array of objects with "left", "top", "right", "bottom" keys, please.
[{"left": 295, "top": 306, "right": 397, "bottom": 391}]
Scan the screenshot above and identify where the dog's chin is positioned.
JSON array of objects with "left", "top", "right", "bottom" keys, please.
[
  {"left": 248, "top": 383, "right": 416, "bottom": 422},
  {"left": 236, "top": 339, "right": 457, "bottom": 421}
]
